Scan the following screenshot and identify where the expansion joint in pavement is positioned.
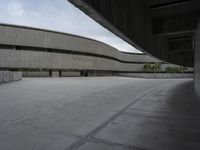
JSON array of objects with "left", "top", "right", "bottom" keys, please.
[
  {"left": 65, "top": 83, "right": 163, "bottom": 150},
  {"left": 88, "top": 137, "right": 148, "bottom": 150}
]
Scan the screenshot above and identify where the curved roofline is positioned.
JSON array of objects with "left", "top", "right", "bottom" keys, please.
[{"left": 0, "top": 23, "right": 144, "bottom": 56}]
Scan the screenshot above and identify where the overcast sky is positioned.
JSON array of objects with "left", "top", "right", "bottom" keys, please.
[{"left": 0, "top": 0, "right": 142, "bottom": 53}]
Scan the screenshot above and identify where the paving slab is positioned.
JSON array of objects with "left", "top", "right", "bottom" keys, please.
[
  {"left": 94, "top": 80, "right": 200, "bottom": 150},
  {"left": 0, "top": 77, "right": 197, "bottom": 150}
]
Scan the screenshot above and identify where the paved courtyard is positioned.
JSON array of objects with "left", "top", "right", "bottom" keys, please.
[{"left": 0, "top": 77, "right": 199, "bottom": 150}]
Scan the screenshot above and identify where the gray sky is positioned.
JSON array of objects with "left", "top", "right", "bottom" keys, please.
[{"left": 0, "top": 0, "right": 142, "bottom": 53}]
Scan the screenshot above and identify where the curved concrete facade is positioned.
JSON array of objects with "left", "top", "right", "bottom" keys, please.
[{"left": 0, "top": 24, "right": 166, "bottom": 75}]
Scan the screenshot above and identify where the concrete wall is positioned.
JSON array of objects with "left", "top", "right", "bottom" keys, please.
[
  {"left": 195, "top": 17, "right": 200, "bottom": 98},
  {"left": 0, "top": 71, "right": 22, "bottom": 83}
]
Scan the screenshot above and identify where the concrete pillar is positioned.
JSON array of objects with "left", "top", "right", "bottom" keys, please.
[
  {"left": 59, "top": 70, "right": 62, "bottom": 77},
  {"left": 194, "top": 16, "right": 200, "bottom": 98},
  {"left": 49, "top": 70, "right": 52, "bottom": 77}
]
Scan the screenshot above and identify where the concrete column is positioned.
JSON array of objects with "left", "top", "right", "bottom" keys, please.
[
  {"left": 194, "top": 16, "right": 200, "bottom": 98},
  {"left": 59, "top": 70, "right": 62, "bottom": 77},
  {"left": 49, "top": 70, "right": 52, "bottom": 77}
]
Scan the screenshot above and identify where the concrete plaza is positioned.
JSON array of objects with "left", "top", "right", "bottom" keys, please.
[{"left": 0, "top": 77, "right": 199, "bottom": 150}]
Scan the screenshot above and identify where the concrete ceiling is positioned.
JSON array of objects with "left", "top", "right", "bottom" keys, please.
[{"left": 69, "top": 0, "right": 200, "bottom": 67}]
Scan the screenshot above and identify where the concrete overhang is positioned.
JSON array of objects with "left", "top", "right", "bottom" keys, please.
[{"left": 69, "top": 0, "right": 200, "bottom": 67}]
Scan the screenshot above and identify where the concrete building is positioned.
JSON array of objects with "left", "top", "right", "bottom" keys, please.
[
  {"left": 69, "top": 0, "right": 200, "bottom": 97},
  {"left": 0, "top": 2, "right": 199, "bottom": 149},
  {"left": 0, "top": 23, "right": 178, "bottom": 77}
]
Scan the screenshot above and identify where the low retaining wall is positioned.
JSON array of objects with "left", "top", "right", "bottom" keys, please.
[
  {"left": 22, "top": 71, "right": 81, "bottom": 77},
  {"left": 22, "top": 71, "right": 49, "bottom": 77},
  {"left": 120, "top": 73, "right": 194, "bottom": 79},
  {"left": 22, "top": 71, "right": 193, "bottom": 79},
  {"left": 0, "top": 71, "right": 22, "bottom": 83}
]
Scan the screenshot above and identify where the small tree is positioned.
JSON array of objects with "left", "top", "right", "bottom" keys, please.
[
  {"left": 143, "top": 63, "right": 161, "bottom": 73},
  {"left": 153, "top": 63, "right": 161, "bottom": 73},
  {"left": 165, "top": 66, "right": 188, "bottom": 73},
  {"left": 144, "top": 63, "right": 152, "bottom": 72},
  {"left": 179, "top": 66, "right": 188, "bottom": 73}
]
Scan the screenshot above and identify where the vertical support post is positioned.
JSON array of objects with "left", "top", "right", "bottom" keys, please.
[{"left": 194, "top": 16, "right": 200, "bottom": 98}]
